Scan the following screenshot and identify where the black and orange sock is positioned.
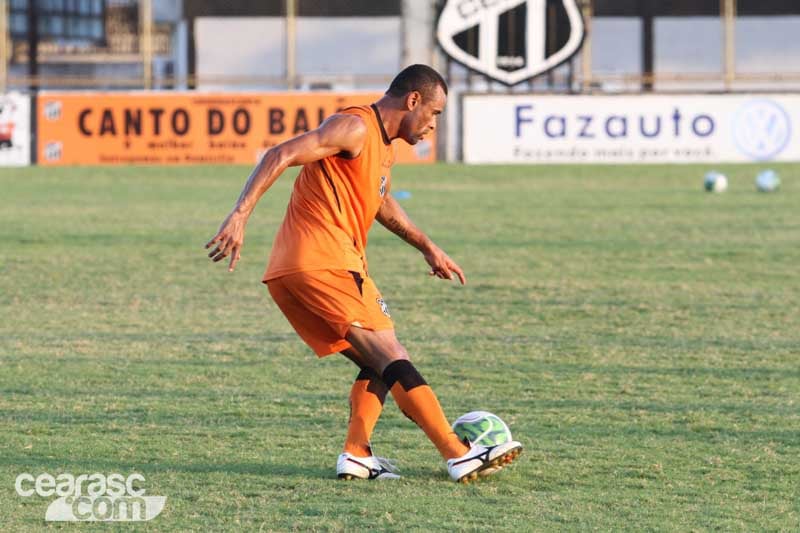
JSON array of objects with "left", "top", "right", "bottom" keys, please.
[
  {"left": 382, "top": 360, "right": 469, "bottom": 460},
  {"left": 343, "top": 367, "right": 387, "bottom": 457}
]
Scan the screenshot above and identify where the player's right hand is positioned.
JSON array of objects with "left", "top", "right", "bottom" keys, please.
[
  {"left": 423, "top": 244, "right": 466, "bottom": 285},
  {"left": 205, "top": 212, "right": 247, "bottom": 272}
]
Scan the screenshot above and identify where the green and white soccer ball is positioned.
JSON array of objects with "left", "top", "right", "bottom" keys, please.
[
  {"left": 704, "top": 171, "right": 728, "bottom": 193},
  {"left": 452, "top": 411, "right": 512, "bottom": 447}
]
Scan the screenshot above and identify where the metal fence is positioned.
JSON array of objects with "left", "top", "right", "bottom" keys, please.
[{"left": 1, "top": 0, "right": 800, "bottom": 92}]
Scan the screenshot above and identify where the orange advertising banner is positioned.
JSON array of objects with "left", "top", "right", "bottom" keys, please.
[{"left": 37, "top": 92, "right": 436, "bottom": 166}]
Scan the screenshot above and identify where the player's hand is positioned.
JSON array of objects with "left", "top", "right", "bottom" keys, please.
[
  {"left": 205, "top": 211, "right": 247, "bottom": 272},
  {"left": 423, "top": 244, "right": 466, "bottom": 285}
]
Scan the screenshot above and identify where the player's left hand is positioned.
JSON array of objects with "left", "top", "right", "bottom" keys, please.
[{"left": 423, "top": 244, "right": 466, "bottom": 285}]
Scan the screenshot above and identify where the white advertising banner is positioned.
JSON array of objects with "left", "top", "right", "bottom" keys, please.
[
  {"left": 0, "top": 93, "right": 31, "bottom": 166},
  {"left": 463, "top": 94, "right": 800, "bottom": 164}
]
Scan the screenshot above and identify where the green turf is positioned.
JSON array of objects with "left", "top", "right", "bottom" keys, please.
[{"left": 1, "top": 162, "right": 798, "bottom": 531}]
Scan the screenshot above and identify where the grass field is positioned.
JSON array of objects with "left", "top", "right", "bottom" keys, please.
[{"left": 1, "top": 162, "right": 798, "bottom": 531}]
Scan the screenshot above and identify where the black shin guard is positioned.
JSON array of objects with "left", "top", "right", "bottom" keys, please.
[{"left": 381, "top": 360, "right": 428, "bottom": 391}]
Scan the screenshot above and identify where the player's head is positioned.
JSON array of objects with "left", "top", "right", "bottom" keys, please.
[{"left": 386, "top": 64, "right": 448, "bottom": 145}]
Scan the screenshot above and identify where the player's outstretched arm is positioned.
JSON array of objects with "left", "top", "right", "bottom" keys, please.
[
  {"left": 376, "top": 193, "right": 466, "bottom": 285},
  {"left": 205, "top": 114, "right": 367, "bottom": 271}
]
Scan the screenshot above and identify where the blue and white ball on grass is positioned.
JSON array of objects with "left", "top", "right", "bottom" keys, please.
[
  {"left": 704, "top": 171, "right": 728, "bottom": 193},
  {"left": 755, "top": 169, "right": 780, "bottom": 192},
  {"left": 452, "top": 411, "right": 512, "bottom": 447}
]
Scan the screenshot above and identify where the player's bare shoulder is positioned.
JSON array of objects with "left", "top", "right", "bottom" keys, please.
[{"left": 317, "top": 113, "right": 368, "bottom": 158}]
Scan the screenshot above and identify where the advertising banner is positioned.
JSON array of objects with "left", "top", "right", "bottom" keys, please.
[
  {"left": 37, "top": 92, "right": 435, "bottom": 166},
  {"left": 0, "top": 93, "right": 31, "bottom": 167},
  {"left": 463, "top": 94, "right": 800, "bottom": 164}
]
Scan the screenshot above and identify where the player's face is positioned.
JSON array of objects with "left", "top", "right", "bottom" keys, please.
[{"left": 401, "top": 86, "right": 446, "bottom": 145}]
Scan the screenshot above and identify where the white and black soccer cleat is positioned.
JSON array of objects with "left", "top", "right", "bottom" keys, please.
[
  {"left": 447, "top": 440, "right": 522, "bottom": 483},
  {"left": 337, "top": 452, "right": 401, "bottom": 480}
]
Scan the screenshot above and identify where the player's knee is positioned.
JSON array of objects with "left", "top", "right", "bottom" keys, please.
[
  {"left": 384, "top": 338, "right": 409, "bottom": 362},
  {"left": 382, "top": 350, "right": 409, "bottom": 374},
  {"left": 345, "top": 327, "right": 409, "bottom": 373},
  {"left": 363, "top": 345, "right": 407, "bottom": 375}
]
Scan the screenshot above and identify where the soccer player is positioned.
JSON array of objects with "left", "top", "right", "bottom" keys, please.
[{"left": 205, "top": 65, "right": 521, "bottom": 482}]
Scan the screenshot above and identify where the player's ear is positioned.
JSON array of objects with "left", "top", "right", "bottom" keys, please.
[{"left": 405, "top": 91, "right": 422, "bottom": 111}]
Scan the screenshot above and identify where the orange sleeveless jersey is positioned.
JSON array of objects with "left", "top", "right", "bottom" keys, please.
[{"left": 263, "top": 105, "right": 394, "bottom": 281}]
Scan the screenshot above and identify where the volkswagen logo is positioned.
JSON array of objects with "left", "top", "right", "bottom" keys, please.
[{"left": 732, "top": 99, "right": 791, "bottom": 161}]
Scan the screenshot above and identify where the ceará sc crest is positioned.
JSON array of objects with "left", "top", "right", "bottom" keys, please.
[{"left": 436, "top": 0, "right": 585, "bottom": 85}]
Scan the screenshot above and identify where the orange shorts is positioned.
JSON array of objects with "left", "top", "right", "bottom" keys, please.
[{"left": 266, "top": 270, "right": 394, "bottom": 357}]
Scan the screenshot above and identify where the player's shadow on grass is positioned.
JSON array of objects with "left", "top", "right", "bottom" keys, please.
[{"left": 1, "top": 453, "right": 330, "bottom": 479}]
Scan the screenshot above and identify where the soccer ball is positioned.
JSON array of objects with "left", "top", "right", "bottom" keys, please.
[
  {"left": 704, "top": 171, "right": 728, "bottom": 193},
  {"left": 452, "top": 411, "right": 512, "bottom": 447},
  {"left": 755, "top": 169, "right": 780, "bottom": 192}
]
